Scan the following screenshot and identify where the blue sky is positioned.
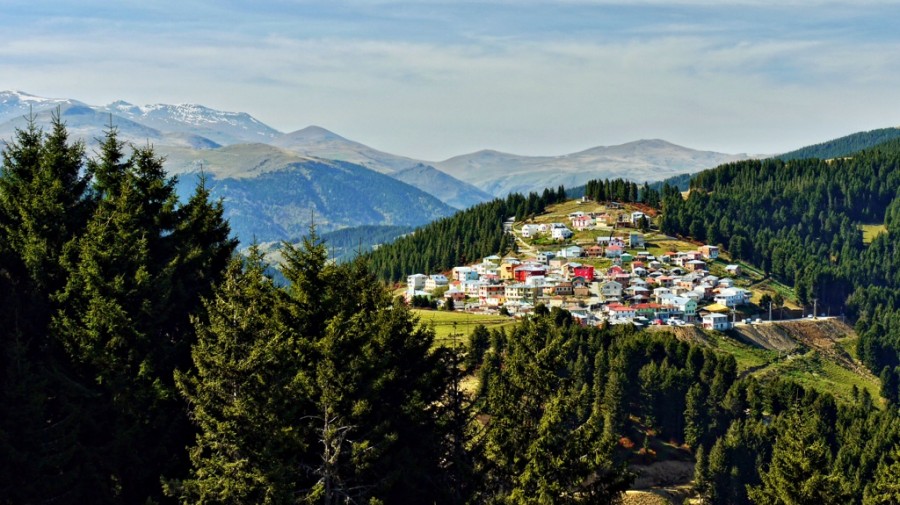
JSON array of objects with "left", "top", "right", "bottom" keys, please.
[{"left": 3, "top": 1, "right": 900, "bottom": 159}]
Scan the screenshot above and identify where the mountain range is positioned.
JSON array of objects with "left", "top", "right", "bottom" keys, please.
[{"left": 1, "top": 90, "right": 753, "bottom": 242}]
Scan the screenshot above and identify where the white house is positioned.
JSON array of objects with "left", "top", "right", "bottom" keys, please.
[
  {"left": 653, "top": 287, "right": 672, "bottom": 301},
  {"left": 407, "top": 273, "right": 427, "bottom": 292},
  {"left": 702, "top": 313, "right": 731, "bottom": 331},
  {"left": 521, "top": 224, "right": 542, "bottom": 238},
  {"left": 551, "top": 227, "right": 574, "bottom": 240},
  {"left": 452, "top": 266, "right": 478, "bottom": 281},
  {"left": 660, "top": 295, "right": 699, "bottom": 320},
  {"left": 714, "top": 288, "right": 749, "bottom": 307},
  {"left": 598, "top": 280, "right": 624, "bottom": 299},
  {"left": 424, "top": 274, "right": 449, "bottom": 292},
  {"left": 608, "top": 304, "right": 636, "bottom": 320},
  {"left": 465, "top": 281, "right": 484, "bottom": 297},
  {"left": 558, "top": 245, "right": 584, "bottom": 258}
]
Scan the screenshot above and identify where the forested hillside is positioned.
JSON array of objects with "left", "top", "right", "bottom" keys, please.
[
  {"left": 366, "top": 187, "right": 567, "bottom": 281},
  {"left": 777, "top": 127, "right": 900, "bottom": 161},
  {"left": 172, "top": 158, "right": 455, "bottom": 242},
  {"left": 470, "top": 308, "right": 900, "bottom": 504},
  {"left": 660, "top": 139, "right": 900, "bottom": 394}
]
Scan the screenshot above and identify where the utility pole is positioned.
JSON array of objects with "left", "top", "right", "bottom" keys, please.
[
  {"left": 769, "top": 301, "right": 772, "bottom": 322},
  {"left": 813, "top": 298, "right": 818, "bottom": 319}
]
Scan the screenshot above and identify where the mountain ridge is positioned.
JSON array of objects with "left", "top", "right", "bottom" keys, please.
[{"left": 0, "top": 91, "right": 491, "bottom": 209}]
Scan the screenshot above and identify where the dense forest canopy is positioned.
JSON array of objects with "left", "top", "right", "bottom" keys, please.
[{"left": 777, "top": 127, "right": 900, "bottom": 162}]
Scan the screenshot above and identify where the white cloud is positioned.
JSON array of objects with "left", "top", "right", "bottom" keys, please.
[{"left": 2, "top": 2, "right": 900, "bottom": 159}]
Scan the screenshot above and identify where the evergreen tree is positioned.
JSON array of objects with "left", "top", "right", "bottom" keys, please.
[
  {"left": 49, "top": 128, "right": 235, "bottom": 503},
  {"left": 747, "top": 408, "right": 849, "bottom": 505},
  {"left": 863, "top": 446, "right": 900, "bottom": 504},
  {"left": 178, "top": 228, "right": 449, "bottom": 503},
  {"left": 173, "top": 249, "right": 302, "bottom": 504},
  {"left": 0, "top": 113, "right": 98, "bottom": 503}
]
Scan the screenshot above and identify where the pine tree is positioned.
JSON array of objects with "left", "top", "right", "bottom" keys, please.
[
  {"left": 863, "top": 446, "right": 900, "bottom": 505},
  {"left": 0, "top": 112, "right": 97, "bottom": 503},
  {"left": 173, "top": 249, "right": 303, "bottom": 504},
  {"left": 178, "top": 228, "right": 448, "bottom": 503},
  {"left": 747, "top": 408, "right": 849, "bottom": 505},
  {"left": 51, "top": 128, "right": 235, "bottom": 502}
]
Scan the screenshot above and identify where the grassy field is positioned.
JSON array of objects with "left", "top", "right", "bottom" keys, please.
[
  {"left": 705, "top": 333, "right": 779, "bottom": 373},
  {"left": 837, "top": 335, "right": 860, "bottom": 361},
  {"left": 860, "top": 223, "right": 887, "bottom": 245},
  {"left": 412, "top": 309, "right": 519, "bottom": 348},
  {"left": 748, "top": 279, "right": 800, "bottom": 310},
  {"left": 756, "top": 351, "right": 881, "bottom": 404}
]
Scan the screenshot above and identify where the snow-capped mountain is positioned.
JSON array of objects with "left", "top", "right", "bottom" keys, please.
[
  {"left": 97, "top": 101, "right": 280, "bottom": 146},
  {"left": 0, "top": 90, "right": 86, "bottom": 123}
]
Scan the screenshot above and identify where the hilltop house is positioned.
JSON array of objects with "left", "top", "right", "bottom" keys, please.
[
  {"left": 702, "top": 313, "right": 731, "bottom": 331},
  {"left": 407, "top": 273, "right": 427, "bottom": 292},
  {"left": 699, "top": 245, "right": 720, "bottom": 260},
  {"left": 551, "top": 226, "right": 574, "bottom": 240},
  {"left": 521, "top": 224, "right": 541, "bottom": 238},
  {"left": 424, "top": 274, "right": 449, "bottom": 292}
]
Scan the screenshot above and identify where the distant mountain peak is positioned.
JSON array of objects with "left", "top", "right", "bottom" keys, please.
[
  {"left": 288, "top": 125, "right": 348, "bottom": 141},
  {"left": 0, "top": 90, "right": 86, "bottom": 123},
  {"left": 0, "top": 90, "right": 76, "bottom": 105},
  {"left": 133, "top": 103, "right": 270, "bottom": 129}
]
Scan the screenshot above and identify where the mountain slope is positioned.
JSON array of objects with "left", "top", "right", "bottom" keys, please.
[
  {"left": 391, "top": 163, "right": 494, "bottom": 209},
  {"left": 777, "top": 127, "right": 900, "bottom": 161},
  {"left": 272, "top": 126, "right": 492, "bottom": 208},
  {"left": 435, "top": 139, "right": 751, "bottom": 196},
  {"left": 169, "top": 145, "right": 456, "bottom": 242},
  {"left": 0, "top": 102, "right": 221, "bottom": 149},
  {"left": 271, "top": 126, "right": 422, "bottom": 174}
]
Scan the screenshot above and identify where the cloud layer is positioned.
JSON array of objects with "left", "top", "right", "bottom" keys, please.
[{"left": 3, "top": 1, "right": 900, "bottom": 159}]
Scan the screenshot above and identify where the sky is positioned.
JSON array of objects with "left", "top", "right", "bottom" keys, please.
[{"left": 3, "top": 0, "right": 900, "bottom": 160}]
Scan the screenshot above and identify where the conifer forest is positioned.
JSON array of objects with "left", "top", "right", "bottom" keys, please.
[{"left": 3, "top": 119, "right": 900, "bottom": 504}]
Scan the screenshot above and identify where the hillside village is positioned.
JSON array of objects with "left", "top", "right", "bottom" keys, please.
[{"left": 405, "top": 198, "right": 765, "bottom": 331}]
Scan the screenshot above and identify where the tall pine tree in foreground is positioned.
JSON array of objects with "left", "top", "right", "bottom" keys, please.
[
  {"left": 0, "top": 116, "right": 235, "bottom": 503},
  {"left": 174, "top": 229, "right": 451, "bottom": 504}
]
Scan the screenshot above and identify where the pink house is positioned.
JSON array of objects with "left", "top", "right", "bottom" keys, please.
[{"left": 571, "top": 215, "right": 594, "bottom": 231}]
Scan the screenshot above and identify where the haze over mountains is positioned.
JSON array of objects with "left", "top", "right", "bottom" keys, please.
[
  {"left": 434, "top": 139, "right": 752, "bottom": 196},
  {"left": 1, "top": 90, "right": 754, "bottom": 242}
]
